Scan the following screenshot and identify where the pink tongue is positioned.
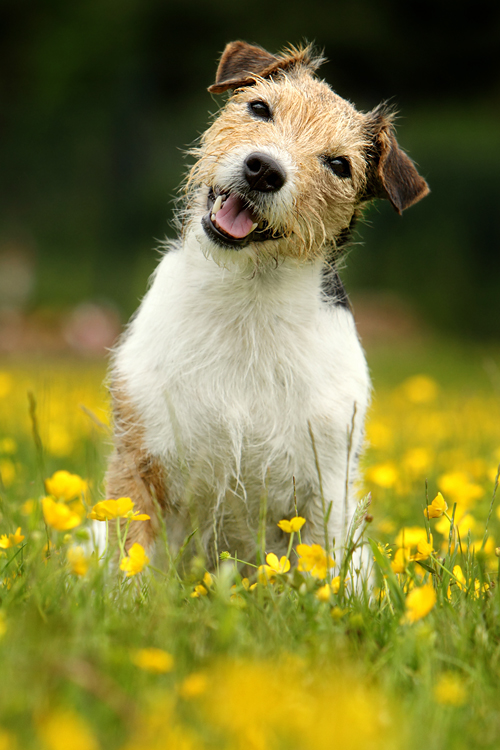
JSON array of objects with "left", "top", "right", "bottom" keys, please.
[{"left": 214, "top": 193, "right": 256, "bottom": 239}]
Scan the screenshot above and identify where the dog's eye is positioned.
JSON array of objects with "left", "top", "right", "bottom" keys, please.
[
  {"left": 248, "top": 100, "right": 272, "bottom": 121},
  {"left": 323, "top": 156, "right": 352, "bottom": 179}
]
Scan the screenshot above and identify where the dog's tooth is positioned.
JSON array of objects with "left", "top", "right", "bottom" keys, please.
[
  {"left": 211, "top": 214, "right": 216, "bottom": 222},
  {"left": 212, "top": 195, "right": 223, "bottom": 214},
  {"left": 251, "top": 222, "right": 258, "bottom": 233}
]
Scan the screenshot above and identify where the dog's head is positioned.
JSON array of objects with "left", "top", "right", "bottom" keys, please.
[{"left": 187, "top": 41, "right": 429, "bottom": 263}]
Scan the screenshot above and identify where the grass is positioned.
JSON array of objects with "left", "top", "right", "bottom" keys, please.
[{"left": 0, "top": 339, "right": 500, "bottom": 749}]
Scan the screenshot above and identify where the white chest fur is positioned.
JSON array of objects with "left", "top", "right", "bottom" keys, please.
[{"left": 113, "top": 230, "right": 370, "bottom": 560}]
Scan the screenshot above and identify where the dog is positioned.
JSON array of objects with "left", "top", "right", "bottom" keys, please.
[{"left": 105, "top": 41, "right": 429, "bottom": 571}]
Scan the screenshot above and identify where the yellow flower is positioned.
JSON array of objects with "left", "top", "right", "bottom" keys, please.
[
  {"left": 88, "top": 497, "right": 150, "bottom": 522},
  {"left": 0, "top": 611, "right": 6, "bottom": 638},
  {"left": 401, "top": 374, "right": 439, "bottom": 403},
  {"left": 377, "top": 518, "right": 396, "bottom": 535},
  {"left": 0, "top": 437, "right": 16, "bottom": 455},
  {"left": 296, "top": 544, "right": 334, "bottom": 580},
  {"left": 412, "top": 535, "right": 434, "bottom": 562},
  {"left": 88, "top": 497, "right": 132, "bottom": 519},
  {"left": 391, "top": 548, "right": 410, "bottom": 573},
  {"left": 229, "top": 589, "right": 246, "bottom": 607},
  {"left": 470, "top": 536, "right": 495, "bottom": 556},
  {"left": 435, "top": 509, "right": 478, "bottom": 538},
  {"left": 37, "top": 708, "right": 99, "bottom": 750},
  {"left": 434, "top": 672, "right": 467, "bottom": 706},
  {"left": 190, "top": 584, "right": 208, "bottom": 597},
  {"left": 256, "top": 566, "right": 270, "bottom": 584},
  {"left": 131, "top": 648, "right": 174, "bottom": 673},
  {"left": 0, "top": 372, "right": 13, "bottom": 399},
  {"left": 178, "top": 672, "right": 208, "bottom": 698},
  {"left": 191, "top": 572, "right": 214, "bottom": 597},
  {"left": 331, "top": 606, "right": 348, "bottom": 619},
  {"left": 46, "top": 426, "right": 74, "bottom": 458},
  {"left": 316, "top": 583, "right": 331, "bottom": 602},
  {"left": 22, "top": 499, "right": 36, "bottom": 515},
  {"left": 0, "top": 460, "right": 15, "bottom": 488},
  {"left": 394, "top": 526, "right": 429, "bottom": 550},
  {"left": 277, "top": 516, "right": 306, "bottom": 533},
  {"left": 366, "top": 462, "right": 398, "bottom": 488},
  {"left": 438, "top": 471, "right": 484, "bottom": 508},
  {"left": 474, "top": 579, "right": 489, "bottom": 598},
  {"left": 258, "top": 553, "right": 291, "bottom": 583},
  {"left": 45, "top": 470, "right": 87, "bottom": 501},
  {"left": 119, "top": 543, "right": 149, "bottom": 576},
  {"left": 424, "top": 492, "right": 448, "bottom": 519},
  {"left": 403, "top": 584, "right": 436, "bottom": 623},
  {"left": 403, "top": 447, "right": 432, "bottom": 478},
  {"left": 42, "top": 496, "right": 82, "bottom": 531},
  {"left": 0, "top": 527, "right": 24, "bottom": 549},
  {"left": 202, "top": 571, "right": 213, "bottom": 588},
  {"left": 376, "top": 542, "right": 393, "bottom": 559},
  {"left": 67, "top": 546, "right": 90, "bottom": 577},
  {"left": 366, "top": 420, "right": 393, "bottom": 450},
  {"left": 315, "top": 577, "right": 345, "bottom": 599},
  {"left": 265, "top": 553, "right": 290, "bottom": 574},
  {"left": 451, "top": 565, "right": 489, "bottom": 598},
  {"left": 490, "top": 466, "right": 500, "bottom": 483},
  {"left": 235, "top": 576, "right": 258, "bottom": 593}
]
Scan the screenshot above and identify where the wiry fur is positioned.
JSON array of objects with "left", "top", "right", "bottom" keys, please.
[
  {"left": 106, "top": 42, "right": 428, "bottom": 570},
  {"left": 189, "top": 71, "right": 373, "bottom": 261}
]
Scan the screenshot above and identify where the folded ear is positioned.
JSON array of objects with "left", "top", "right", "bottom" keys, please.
[
  {"left": 365, "top": 107, "right": 430, "bottom": 214},
  {"left": 208, "top": 41, "right": 322, "bottom": 94}
]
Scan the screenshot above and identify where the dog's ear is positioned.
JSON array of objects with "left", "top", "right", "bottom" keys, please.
[
  {"left": 208, "top": 41, "right": 322, "bottom": 94},
  {"left": 365, "top": 106, "right": 429, "bottom": 214}
]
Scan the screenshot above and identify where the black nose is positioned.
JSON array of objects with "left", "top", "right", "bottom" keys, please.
[{"left": 243, "top": 152, "right": 286, "bottom": 193}]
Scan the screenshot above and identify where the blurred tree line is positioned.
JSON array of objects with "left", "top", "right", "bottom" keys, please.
[{"left": 1, "top": 0, "right": 499, "bottom": 336}]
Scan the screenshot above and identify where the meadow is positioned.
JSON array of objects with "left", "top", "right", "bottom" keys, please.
[{"left": 0, "top": 339, "right": 499, "bottom": 750}]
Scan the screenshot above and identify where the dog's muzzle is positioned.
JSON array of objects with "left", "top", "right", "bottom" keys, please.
[{"left": 202, "top": 152, "right": 287, "bottom": 249}]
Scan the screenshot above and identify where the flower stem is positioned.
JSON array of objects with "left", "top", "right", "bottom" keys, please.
[
  {"left": 116, "top": 517, "right": 125, "bottom": 560},
  {"left": 122, "top": 518, "right": 131, "bottom": 549},
  {"left": 222, "top": 553, "right": 258, "bottom": 569},
  {"left": 382, "top": 575, "right": 395, "bottom": 615},
  {"left": 429, "top": 554, "right": 464, "bottom": 586}
]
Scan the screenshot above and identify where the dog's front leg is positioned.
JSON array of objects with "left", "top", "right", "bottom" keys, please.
[{"left": 105, "top": 383, "right": 167, "bottom": 551}]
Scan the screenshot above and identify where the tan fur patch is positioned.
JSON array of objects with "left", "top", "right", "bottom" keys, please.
[{"left": 105, "top": 382, "right": 167, "bottom": 549}]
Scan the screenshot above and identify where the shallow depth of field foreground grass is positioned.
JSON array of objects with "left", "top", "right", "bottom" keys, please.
[{"left": 1, "top": 340, "right": 500, "bottom": 750}]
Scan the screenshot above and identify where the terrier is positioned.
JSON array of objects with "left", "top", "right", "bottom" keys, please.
[{"left": 106, "top": 42, "right": 429, "bottom": 570}]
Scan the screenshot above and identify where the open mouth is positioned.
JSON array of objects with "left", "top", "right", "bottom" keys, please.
[{"left": 201, "top": 187, "right": 278, "bottom": 249}]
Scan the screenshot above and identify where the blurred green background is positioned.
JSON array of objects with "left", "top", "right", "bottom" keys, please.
[{"left": 1, "top": 0, "right": 499, "bottom": 343}]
